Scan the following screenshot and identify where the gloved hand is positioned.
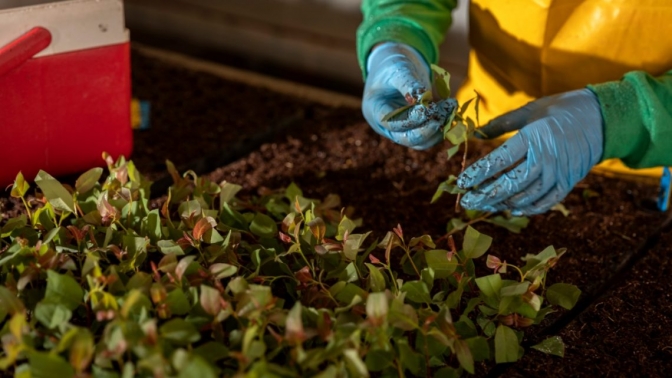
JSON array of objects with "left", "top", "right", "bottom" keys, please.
[
  {"left": 362, "top": 42, "right": 457, "bottom": 150},
  {"left": 457, "top": 88, "right": 604, "bottom": 215}
]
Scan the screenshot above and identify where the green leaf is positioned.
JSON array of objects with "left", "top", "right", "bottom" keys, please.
[
  {"left": 433, "top": 367, "right": 460, "bottom": 378},
  {"left": 546, "top": 283, "right": 581, "bottom": 310},
  {"left": 445, "top": 122, "right": 467, "bottom": 145},
  {"left": 455, "top": 339, "right": 474, "bottom": 374},
  {"left": 34, "top": 170, "right": 75, "bottom": 213},
  {"left": 418, "top": 91, "right": 433, "bottom": 107},
  {"left": 431, "top": 176, "right": 466, "bottom": 204},
  {"left": 431, "top": 64, "right": 451, "bottom": 99},
  {"left": 157, "top": 240, "right": 185, "bottom": 255},
  {"left": 166, "top": 289, "right": 191, "bottom": 315},
  {"left": 10, "top": 172, "right": 29, "bottom": 198},
  {"left": 0, "top": 286, "right": 24, "bottom": 320},
  {"left": 425, "top": 249, "right": 458, "bottom": 278},
  {"left": 365, "top": 349, "right": 393, "bottom": 372},
  {"left": 193, "top": 342, "right": 229, "bottom": 364},
  {"left": 365, "top": 263, "right": 386, "bottom": 292},
  {"left": 249, "top": 212, "right": 277, "bottom": 238},
  {"left": 332, "top": 283, "right": 366, "bottom": 304},
  {"left": 401, "top": 281, "right": 432, "bottom": 304},
  {"left": 397, "top": 339, "right": 422, "bottom": 376},
  {"left": 344, "top": 349, "right": 369, "bottom": 378},
  {"left": 178, "top": 356, "right": 217, "bottom": 378},
  {"left": 521, "top": 246, "right": 558, "bottom": 274},
  {"left": 421, "top": 268, "right": 434, "bottom": 290},
  {"left": 495, "top": 325, "right": 520, "bottom": 363},
  {"left": 446, "top": 218, "right": 468, "bottom": 234},
  {"left": 28, "top": 351, "right": 74, "bottom": 378},
  {"left": 446, "top": 144, "right": 461, "bottom": 161},
  {"left": 463, "top": 226, "right": 492, "bottom": 259},
  {"left": 45, "top": 270, "right": 84, "bottom": 311},
  {"left": 179, "top": 200, "right": 201, "bottom": 220},
  {"left": 500, "top": 282, "right": 530, "bottom": 297},
  {"left": 142, "top": 210, "right": 163, "bottom": 243},
  {"left": 485, "top": 215, "right": 529, "bottom": 233},
  {"left": 466, "top": 336, "right": 490, "bottom": 362},
  {"left": 1, "top": 215, "right": 27, "bottom": 238},
  {"left": 69, "top": 329, "right": 94, "bottom": 373},
  {"left": 209, "top": 263, "right": 238, "bottom": 280},
  {"left": 337, "top": 215, "right": 357, "bottom": 241},
  {"left": 551, "top": 203, "right": 570, "bottom": 217},
  {"left": 381, "top": 105, "right": 413, "bottom": 123},
  {"left": 459, "top": 96, "right": 476, "bottom": 116},
  {"left": 343, "top": 232, "right": 371, "bottom": 261},
  {"left": 475, "top": 274, "right": 502, "bottom": 299},
  {"left": 75, "top": 167, "right": 103, "bottom": 193},
  {"left": 531, "top": 336, "right": 565, "bottom": 357},
  {"left": 160, "top": 318, "right": 201, "bottom": 345},
  {"left": 366, "top": 292, "right": 389, "bottom": 321},
  {"left": 34, "top": 302, "right": 72, "bottom": 329},
  {"left": 219, "top": 182, "right": 242, "bottom": 205},
  {"left": 474, "top": 91, "right": 481, "bottom": 126},
  {"left": 285, "top": 182, "right": 303, "bottom": 202}
]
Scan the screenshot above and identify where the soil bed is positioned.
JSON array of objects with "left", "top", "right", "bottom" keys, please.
[{"left": 2, "top": 48, "right": 670, "bottom": 376}]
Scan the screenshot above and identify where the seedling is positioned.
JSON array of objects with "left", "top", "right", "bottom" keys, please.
[
  {"left": 382, "top": 64, "right": 531, "bottom": 238},
  {"left": 0, "top": 154, "right": 580, "bottom": 377}
]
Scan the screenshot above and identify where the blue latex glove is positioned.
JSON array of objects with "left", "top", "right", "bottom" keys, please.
[
  {"left": 363, "top": 42, "right": 457, "bottom": 150},
  {"left": 457, "top": 88, "right": 604, "bottom": 215}
]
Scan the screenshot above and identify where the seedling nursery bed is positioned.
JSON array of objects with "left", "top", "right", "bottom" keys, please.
[{"left": 1, "top": 47, "right": 670, "bottom": 377}]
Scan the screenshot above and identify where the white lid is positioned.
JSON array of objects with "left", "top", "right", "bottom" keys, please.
[{"left": 0, "top": 0, "right": 128, "bottom": 58}]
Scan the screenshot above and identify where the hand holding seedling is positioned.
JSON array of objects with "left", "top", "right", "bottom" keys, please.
[
  {"left": 363, "top": 42, "right": 457, "bottom": 149},
  {"left": 457, "top": 89, "right": 604, "bottom": 215}
]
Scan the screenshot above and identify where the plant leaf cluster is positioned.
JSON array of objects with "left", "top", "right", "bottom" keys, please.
[
  {"left": 422, "top": 64, "right": 532, "bottom": 238},
  {"left": 0, "top": 154, "right": 579, "bottom": 377}
]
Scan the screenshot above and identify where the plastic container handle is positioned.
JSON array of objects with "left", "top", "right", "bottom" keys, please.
[{"left": 0, "top": 27, "right": 52, "bottom": 77}]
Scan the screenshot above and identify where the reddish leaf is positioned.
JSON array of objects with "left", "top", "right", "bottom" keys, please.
[
  {"left": 279, "top": 232, "right": 292, "bottom": 244},
  {"left": 200, "top": 285, "right": 222, "bottom": 316},
  {"left": 294, "top": 266, "right": 312, "bottom": 284},
  {"left": 192, "top": 216, "right": 217, "bottom": 241}
]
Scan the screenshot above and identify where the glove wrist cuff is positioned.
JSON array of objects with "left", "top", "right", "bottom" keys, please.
[{"left": 366, "top": 42, "right": 430, "bottom": 77}]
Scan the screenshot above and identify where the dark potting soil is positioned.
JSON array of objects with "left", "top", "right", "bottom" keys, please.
[{"left": 2, "top": 49, "right": 671, "bottom": 376}]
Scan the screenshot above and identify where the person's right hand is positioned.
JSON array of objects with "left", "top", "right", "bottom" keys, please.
[{"left": 362, "top": 42, "right": 457, "bottom": 150}]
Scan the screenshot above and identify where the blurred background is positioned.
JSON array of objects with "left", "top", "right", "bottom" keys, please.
[{"left": 1, "top": 0, "right": 470, "bottom": 95}]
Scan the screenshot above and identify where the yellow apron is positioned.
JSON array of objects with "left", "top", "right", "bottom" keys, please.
[{"left": 455, "top": 0, "right": 672, "bottom": 183}]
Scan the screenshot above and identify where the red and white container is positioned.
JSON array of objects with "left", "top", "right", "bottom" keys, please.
[{"left": 0, "top": 0, "right": 132, "bottom": 186}]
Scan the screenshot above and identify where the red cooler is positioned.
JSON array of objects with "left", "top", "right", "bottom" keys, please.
[{"left": 0, "top": 0, "right": 132, "bottom": 186}]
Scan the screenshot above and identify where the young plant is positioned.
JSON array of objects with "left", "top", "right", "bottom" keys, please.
[
  {"left": 0, "top": 155, "right": 580, "bottom": 377},
  {"left": 430, "top": 65, "right": 531, "bottom": 237}
]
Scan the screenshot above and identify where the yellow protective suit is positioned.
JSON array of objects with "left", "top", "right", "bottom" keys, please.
[{"left": 454, "top": 0, "right": 671, "bottom": 183}]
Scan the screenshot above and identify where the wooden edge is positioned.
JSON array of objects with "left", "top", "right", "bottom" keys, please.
[{"left": 131, "top": 42, "right": 362, "bottom": 109}]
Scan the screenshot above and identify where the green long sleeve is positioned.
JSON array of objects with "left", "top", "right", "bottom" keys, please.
[
  {"left": 356, "top": 0, "right": 457, "bottom": 78},
  {"left": 588, "top": 70, "right": 672, "bottom": 169}
]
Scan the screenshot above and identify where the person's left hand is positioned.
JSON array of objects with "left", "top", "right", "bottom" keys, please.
[{"left": 457, "top": 88, "right": 604, "bottom": 215}]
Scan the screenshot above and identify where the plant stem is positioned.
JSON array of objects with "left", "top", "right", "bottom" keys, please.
[
  {"left": 455, "top": 139, "right": 469, "bottom": 214},
  {"left": 404, "top": 246, "right": 421, "bottom": 277},
  {"left": 20, "top": 197, "right": 32, "bottom": 222},
  {"left": 317, "top": 270, "right": 339, "bottom": 306},
  {"left": 396, "top": 360, "right": 404, "bottom": 378},
  {"left": 435, "top": 213, "right": 492, "bottom": 248},
  {"left": 509, "top": 265, "right": 525, "bottom": 282}
]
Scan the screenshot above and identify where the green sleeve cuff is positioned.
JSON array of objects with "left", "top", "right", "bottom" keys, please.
[
  {"left": 357, "top": 20, "right": 437, "bottom": 79},
  {"left": 588, "top": 70, "right": 672, "bottom": 168},
  {"left": 588, "top": 78, "right": 645, "bottom": 164}
]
